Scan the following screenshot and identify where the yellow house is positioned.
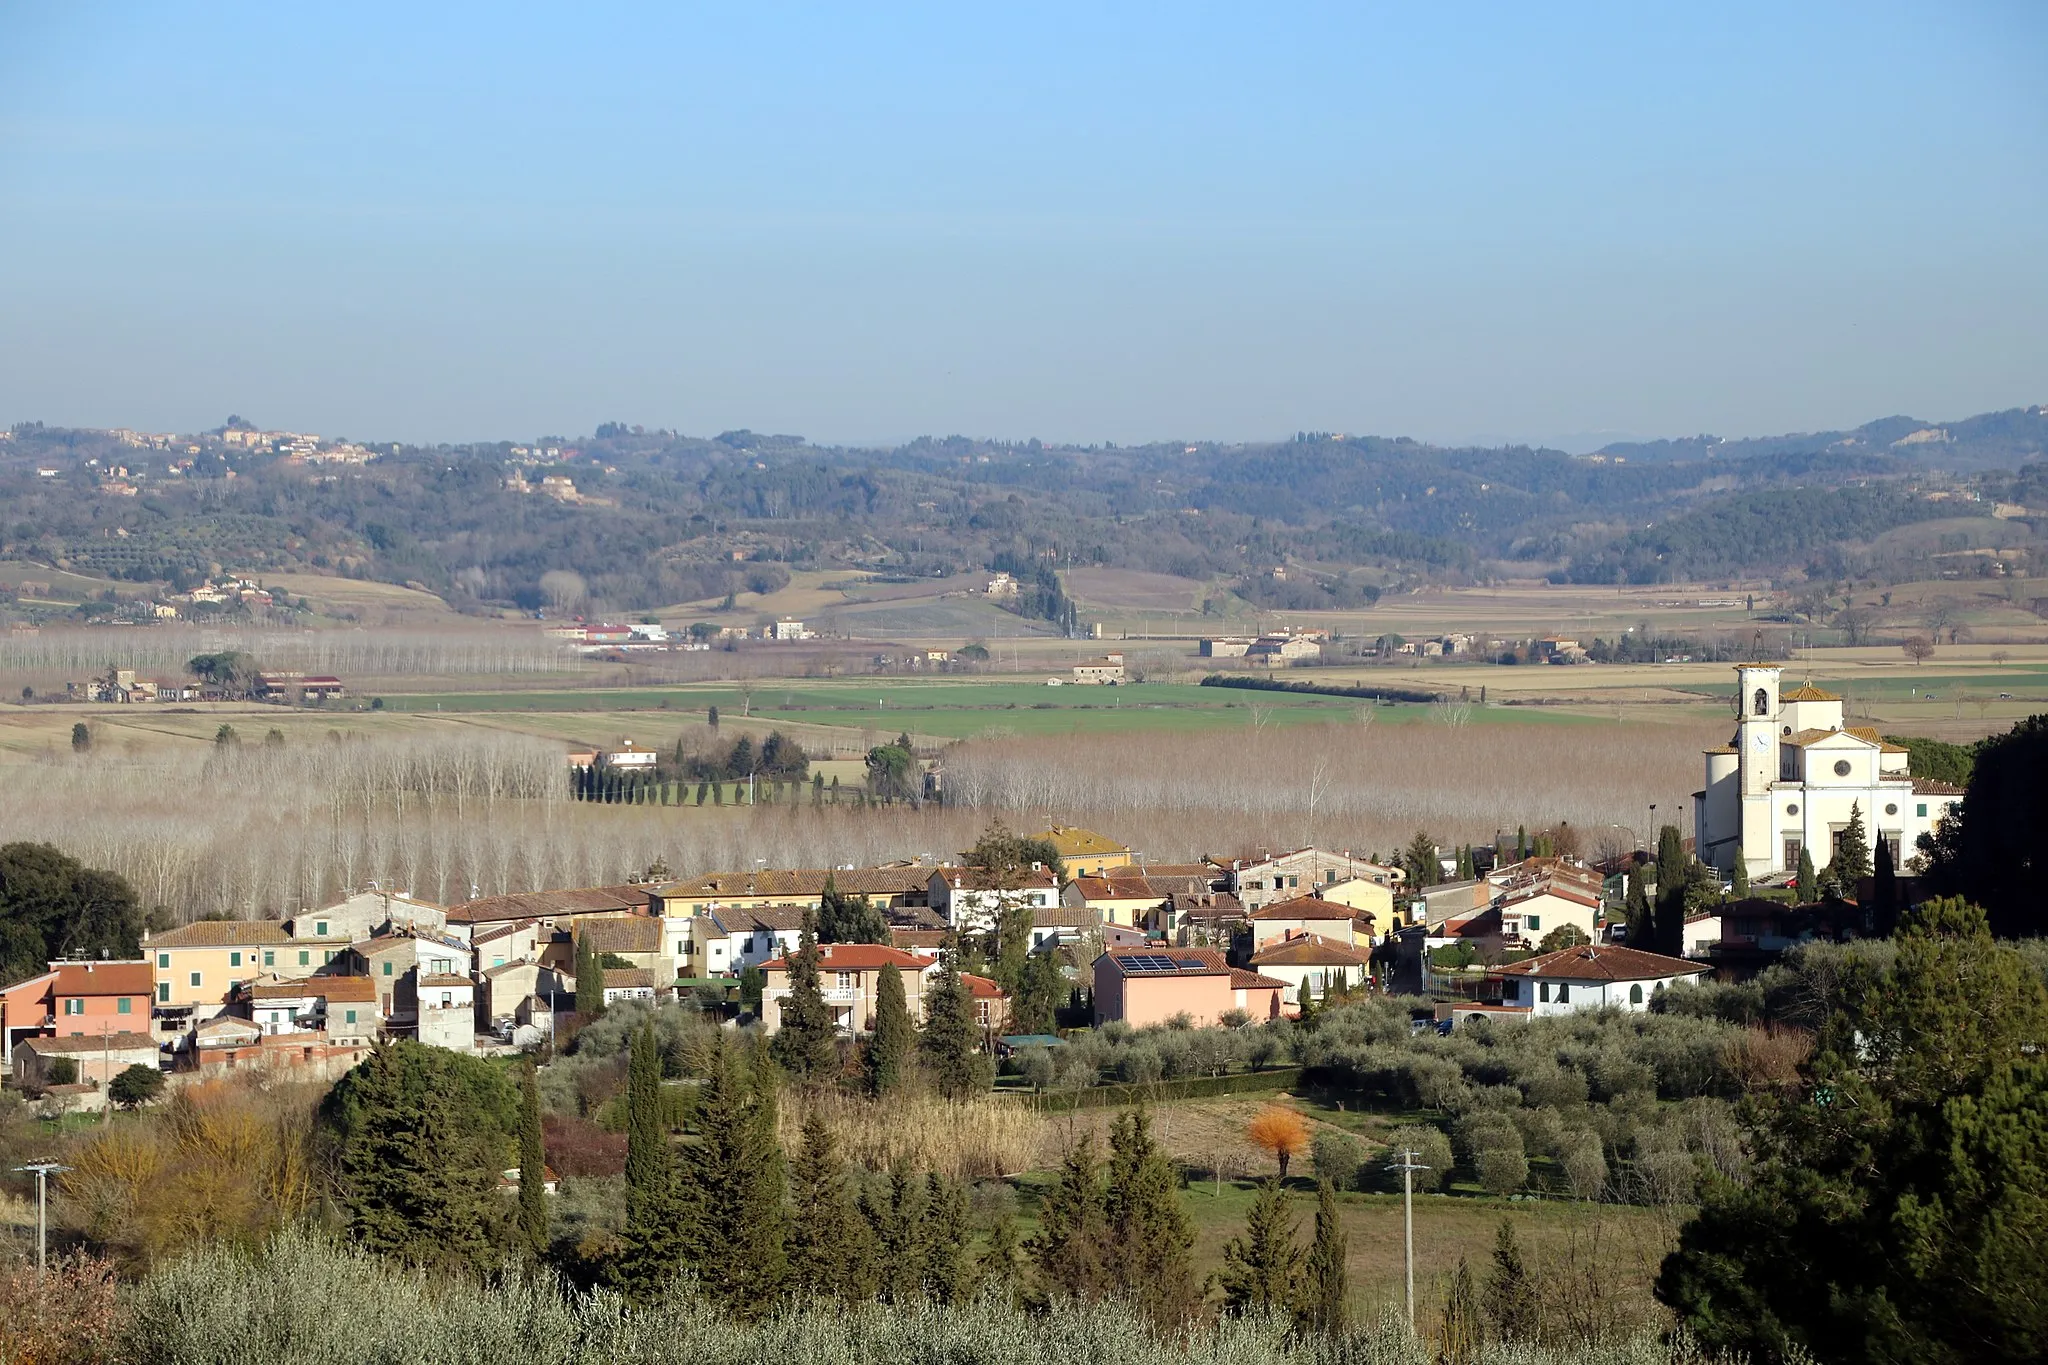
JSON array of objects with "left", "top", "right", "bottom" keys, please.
[
  {"left": 1060, "top": 875, "right": 1168, "bottom": 929},
  {"left": 145, "top": 921, "right": 292, "bottom": 1024},
  {"left": 1035, "top": 826, "right": 1133, "bottom": 877},
  {"left": 1312, "top": 877, "right": 1395, "bottom": 928}
]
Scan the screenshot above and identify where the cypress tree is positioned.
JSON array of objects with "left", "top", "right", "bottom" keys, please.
[
  {"left": 812, "top": 772, "right": 824, "bottom": 806},
  {"left": 1296, "top": 978, "right": 1315, "bottom": 1021},
  {"left": 1516, "top": 825, "right": 1528, "bottom": 861},
  {"left": 921, "top": 1171, "right": 973, "bottom": 1304},
  {"left": 1439, "top": 1257, "right": 1482, "bottom": 1364},
  {"left": 1731, "top": 858, "right": 1751, "bottom": 900},
  {"left": 1220, "top": 1178, "right": 1302, "bottom": 1316},
  {"left": 788, "top": 1110, "right": 875, "bottom": 1300},
  {"left": 1104, "top": 1108, "right": 1198, "bottom": 1327},
  {"left": 976, "top": 1200, "right": 1022, "bottom": 1304},
  {"left": 1483, "top": 1219, "right": 1539, "bottom": 1343},
  {"left": 617, "top": 1020, "right": 681, "bottom": 1299},
  {"left": 678, "top": 1037, "right": 787, "bottom": 1312},
  {"left": 918, "top": 948, "right": 983, "bottom": 1100},
  {"left": 1299, "top": 1178, "right": 1347, "bottom": 1335},
  {"left": 1797, "top": 845, "right": 1818, "bottom": 903},
  {"left": 771, "top": 910, "right": 838, "bottom": 1080},
  {"left": 1873, "top": 835, "right": 1898, "bottom": 935},
  {"left": 865, "top": 963, "right": 912, "bottom": 1096},
  {"left": 1624, "top": 867, "right": 1652, "bottom": 946},
  {"left": 575, "top": 932, "right": 606, "bottom": 1021},
  {"left": 1833, "top": 800, "right": 1873, "bottom": 889},
  {"left": 695, "top": 779, "right": 709, "bottom": 806},
  {"left": 863, "top": 1159, "right": 927, "bottom": 1304},
  {"left": 517, "top": 1058, "right": 548, "bottom": 1258},
  {"left": 1653, "top": 823, "right": 1688, "bottom": 957},
  {"left": 1029, "top": 1133, "right": 1110, "bottom": 1301}
]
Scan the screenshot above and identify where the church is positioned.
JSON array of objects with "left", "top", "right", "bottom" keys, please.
[{"left": 1694, "top": 664, "right": 1963, "bottom": 881}]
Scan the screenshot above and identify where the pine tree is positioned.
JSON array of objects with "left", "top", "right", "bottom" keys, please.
[
  {"left": 1299, "top": 1178, "right": 1347, "bottom": 1335},
  {"left": 517, "top": 1059, "right": 548, "bottom": 1257},
  {"left": 1029, "top": 1133, "right": 1110, "bottom": 1301},
  {"left": 787, "top": 1111, "right": 875, "bottom": 1300},
  {"left": 918, "top": 948, "right": 983, "bottom": 1100},
  {"left": 863, "top": 1160, "right": 927, "bottom": 1304},
  {"left": 1483, "top": 1219, "right": 1539, "bottom": 1343},
  {"left": 976, "top": 1200, "right": 1022, "bottom": 1304},
  {"left": 1219, "top": 1178, "right": 1302, "bottom": 1316},
  {"left": 1797, "top": 845, "right": 1819, "bottom": 903},
  {"left": 921, "top": 1171, "right": 973, "bottom": 1304},
  {"left": 678, "top": 1037, "right": 786, "bottom": 1313},
  {"left": 1010, "top": 949, "right": 1063, "bottom": 1036},
  {"left": 616, "top": 1021, "right": 681, "bottom": 1300},
  {"left": 1439, "top": 1258, "right": 1483, "bottom": 1365},
  {"left": 1833, "top": 800, "right": 1873, "bottom": 889},
  {"left": 771, "top": 910, "right": 838, "bottom": 1079},
  {"left": 575, "top": 932, "right": 606, "bottom": 1021},
  {"left": 864, "top": 963, "right": 912, "bottom": 1096},
  {"left": 1104, "top": 1108, "right": 1198, "bottom": 1326}
]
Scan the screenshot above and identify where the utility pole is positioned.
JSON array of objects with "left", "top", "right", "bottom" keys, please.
[
  {"left": 14, "top": 1162, "right": 69, "bottom": 1273},
  {"left": 1393, "top": 1146, "right": 1432, "bottom": 1332}
]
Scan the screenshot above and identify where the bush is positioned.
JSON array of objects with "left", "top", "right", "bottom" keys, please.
[
  {"left": 109, "top": 1063, "right": 166, "bottom": 1109},
  {"left": 1310, "top": 1130, "right": 1364, "bottom": 1190},
  {"left": 1475, "top": 1144, "right": 1530, "bottom": 1196},
  {"left": 42, "top": 1056, "right": 79, "bottom": 1087},
  {"left": 1368, "top": 1125, "right": 1452, "bottom": 1193}
]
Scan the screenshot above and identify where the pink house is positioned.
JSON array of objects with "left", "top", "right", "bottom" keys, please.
[{"left": 1092, "top": 947, "right": 1287, "bottom": 1027}]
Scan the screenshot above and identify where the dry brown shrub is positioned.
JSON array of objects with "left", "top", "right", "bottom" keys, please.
[
  {"left": 780, "top": 1089, "right": 1044, "bottom": 1181},
  {"left": 0, "top": 1251, "right": 128, "bottom": 1365},
  {"left": 1723, "top": 1025, "right": 1813, "bottom": 1092}
]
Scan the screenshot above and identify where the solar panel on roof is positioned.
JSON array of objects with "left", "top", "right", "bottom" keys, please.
[
  {"left": 1122, "top": 954, "right": 1179, "bottom": 973},
  {"left": 1173, "top": 957, "right": 1211, "bottom": 970}
]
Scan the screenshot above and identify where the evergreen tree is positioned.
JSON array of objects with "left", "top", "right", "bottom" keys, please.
[
  {"left": 818, "top": 876, "right": 889, "bottom": 944},
  {"left": 336, "top": 1042, "right": 507, "bottom": 1274},
  {"left": 918, "top": 946, "right": 984, "bottom": 1100},
  {"left": 1104, "top": 1109, "right": 1198, "bottom": 1326},
  {"left": 1832, "top": 800, "right": 1873, "bottom": 889},
  {"left": 811, "top": 772, "right": 824, "bottom": 806},
  {"left": 1731, "top": 858, "right": 1751, "bottom": 899},
  {"left": 1653, "top": 823, "right": 1688, "bottom": 957},
  {"left": 1872, "top": 835, "right": 1898, "bottom": 935},
  {"left": 677, "top": 1037, "right": 786, "bottom": 1313},
  {"left": 863, "top": 1160, "right": 927, "bottom": 1304},
  {"left": 1300, "top": 1178, "right": 1348, "bottom": 1335},
  {"left": 517, "top": 1059, "right": 548, "bottom": 1257},
  {"left": 1439, "top": 1258, "right": 1482, "bottom": 1365},
  {"left": 707, "top": 704, "right": 719, "bottom": 730},
  {"left": 1296, "top": 978, "right": 1314, "bottom": 1021},
  {"left": 1029, "top": 1133, "right": 1110, "bottom": 1301},
  {"left": 1009, "top": 949, "right": 1064, "bottom": 1036},
  {"left": 694, "top": 779, "right": 709, "bottom": 806},
  {"left": 864, "top": 963, "right": 913, "bottom": 1096},
  {"left": 615, "top": 1020, "right": 682, "bottom": 1299},
  {"left": 1797, "top": 845, "right": 1818, "bottom": 903},
  {"left": 1624, "top": 866, "right": 1652, "bottom": 945},
  {"left": 1483, "top": 1220, "right": 1539, "bottom": 1342},
  {"left": 771, "top": 910, "right": 838, "bottom": 1079},
  {"left": 1403, "top": 830, "right": 1442, "bottom": 888},
  {"left": 976, "top": 1200, "right": 1022, "bottom": 1304},
  {"left": 1516, "top": 825, "right": 1529, "bottom": 861},
  {"left": 575, "top": 932, "right": 606, "bottom": 1020},
  {"left": 921, "top": 1172, "right": 973, "bottom": 1304},
  {"left": 787, "top": 1111, "right": 875, "bottom": 1300},
  {"left": 1220, "top": 1179, "right": 1302, "bottom": 1316}
]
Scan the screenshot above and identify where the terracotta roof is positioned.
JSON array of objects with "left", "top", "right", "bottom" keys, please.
[
  {"left": 602, "top": 968, "right": 656, "bottom": 990},
  {"left": 1229, "top": 967, "right": 1291, "bottom": 991},
  {"left": 248, "top": 976, "right": 376, "bottom": 1002},
  {"left": 1109, "top": 863, "right": 1215, "bottom": 881},
  {"left": 890, "top": 928, "right": 950, "bottom": 951},
  {"left": 1702, "top": 745, "right": 1737, "bottom": 756},
  {"left": 1033, "top": 826, "right": 1130, "bottom": 858},
  {"left": 707, "top": 905, "right": 809, "bottom": 934},
  {"left": 1492, "top": 943, "right": 1707, "bottom": 983},
  {"left": 763, "top": 943, "right": 934, "bottom": 972},
  {"left": 656, "top": 867, "right": 933, "bottom": 900},
  {"left": 51, "top": 961, "right": 153, "bottom": 996},
  {"left": 1782, "top": 683, "right": 1841, "bottom": 702},
  {"left": 446, "top": 884, "right": 649, "bottom": 924},
  {"left": 934, "top": 868, "right": 1060, "bottom": 891},
  {"left": 472, "top": 919, "right": 540, "bottom": 946},
  {"left": 1032, "top": 906, "right": 1104, "bottom": 928},
  {"left": 194, "top": 1016, "right": 261, "bottom": 1039},
  {"left": 1787, "top": 727, "right": 1873, "bottom": 748},
  {"left": 418, "top": 973, "right": 473, "bottom": 988},
  {"left": 21, "top": 1030, "right": 156, "bottom": 1054},
  {"left": 1099, "top": 946, "right": 1229, "bottom": 978},
  {"left": 147, "top": 920, "right": 293, "bottom": 948},
  {"left": 1498, "top": 883, "right": 1600, "bottom": 911},
  {"left": 1167, "top": 891, "right": 1244, "bottom": 914},
  {"left": 1246, "top": 894, "right": 1357, "bottom": 922},
  {"left": 962, "top": 973, "right": 1006, "bottom": 999},
  {"left": 576, "top": 917, "right": 663, "bottom": 955},
  {"left": 1069, "top": 876, "right": 1166, "bottom": 902},
  {"left": 1250, "top": 934, "right": 1372, "bottom": 967},
  {"left": 1912, "top": 777, "right": 1964, "bottom": 796}
]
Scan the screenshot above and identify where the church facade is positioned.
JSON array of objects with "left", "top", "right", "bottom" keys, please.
[{"left": 1694, "top": 664, "right": 1963, "bottom": 880}]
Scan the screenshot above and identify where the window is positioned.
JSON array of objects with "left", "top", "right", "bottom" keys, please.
[
  {"left": 1629, "top": 984, "right": 1643, "bottom": 1005},
  {"left": 157, "top": 983, "right": 169, "bottom": 1003},
  {"left": 315, "top": 922, "right": 328, "bottom": 937},
  {"left": 156, "top": 952, "right": 170, "bottom": 969},
  {"left": 345, "top": 1009, "right": 357, "bottom": 1024},
  {"left": 1885, "top": 803, "right": 1898, "bottom": 816},
  {"left": 1917, "top": 803, "right": 1928, "bottom": 818},
  {"left": 1783, "top": 838, "right": 1802, "bottom": 871},
  {"left": 1557, "top": 983, "right": 1570, "bottom": 1003},
  {"left": 1502, "top": 979, "right": 1519, "bottom": 1002},
  {"left": 1833, "top": 759, "right": 1852, "bottom": 777},
  {"left": 439, "top": 992, "right": 453, "bottom": 1008},
  {"left": 1526, "top": 915, "right": 1542, "bottom": 932},
  {"left": 117, "top": 997, "right": 131, "bottom": 1014},
  {"left": 263, "top": 951, "right": 274, "bottom": 967},
  {"left": 382, "top": 961, "right": 393, "bottom": 976},
  {"left": 230, "top": 951, "right": 242, "bottom": 967},
  {"left": 323, "top": 951, "right": 335, "bottom": 965},
  {"left": 297, "top": 951, "right": 310, "bottom": 967},
  {"left": 1753, "top": 687, "right": 1768, "bottom": 716},
  {"left": 837, "top": 972, "right": 853, "bottom": 991},
  {"left": 1289, "top": 875, "right": 1300, "bottom": 888},
  {"left": 1538, "top": 982, "right": 1551, "bottom": 1003},
  {"left": 65, "top": 998, "right": 83, "bottom": 1015},
  {"left": 189, "top": 971, "right": 202, "bottom": 987}
]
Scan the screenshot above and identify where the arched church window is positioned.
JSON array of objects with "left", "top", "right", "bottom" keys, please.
[{"left": 1753, "top": 688, "right": 1769, "bottom": 716}]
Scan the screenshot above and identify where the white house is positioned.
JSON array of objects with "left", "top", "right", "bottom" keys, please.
[
  {"left": 689, "top": 906, "right": 807, "bottom": 976},
  {"left": 1695, "top": 666, "right": 1963, "bottom": 880},
  {"left": 927, "top": 868, "right": 1059, "bottom": 934},
  {"left": 1246, "top": 894, "right": 1370, "bottom": 951},
  {"left": 1494, "top": 882, "right": 1600, "bottom": 946},
  {"left": 1489, "top": 943, "right": 1708, "bottom": 1016},
  {"left": 1247, "top": 933, "right": 1374, "bottom": 1001}
]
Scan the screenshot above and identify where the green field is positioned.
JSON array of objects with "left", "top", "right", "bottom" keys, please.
[{"left": 374, "top": 680, "right": 1612, "bottom": 740}]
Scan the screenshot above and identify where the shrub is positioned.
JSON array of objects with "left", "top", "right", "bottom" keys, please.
[
  {"left": 1558, "top": 1130, "right": 1608, "bottom": 1201},
  {"left": 1368, "top": 1125, "right": 1452, "bottom": 1193},
  {"left": 1310, "top": 1130, "right": 1364, "bottom": 1190},
  {"left": 1116, "top": 1046, "right": 1165, "bottom": 1085},
  {"left": 1475, "top": 1145, "right": 1530, "bottom": 1197}
]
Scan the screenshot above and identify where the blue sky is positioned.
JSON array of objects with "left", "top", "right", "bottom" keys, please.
[{"left": 1, "top": 2, "right": 2043, "bottom": 449}]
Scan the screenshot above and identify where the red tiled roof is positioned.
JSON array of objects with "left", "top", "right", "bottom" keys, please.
[
  {"left": 51, "top": 961, "right": 153, "bottom": 996},
  {"left": 576, "top": 917, "right": 663, "bottom": 954},
  {"left": 1069, "top": 876, "right": 1166, "bottom": 901},
  {"left": 657, "top": 867, "right": 935, "bottom": 900},
  {"left": 762, "top": 944, "right": 934, "bottom": 972},
  {"left": 21, "top": 1030, "right": 156, "bottom": 1053},
  {"left": 1912, "top": 778, "right": 1964, "bottom": 796},
  {"left": 447, "top": 884, "right": 649, "bottom": 924},
  {"left": 1246, "top": 894, "right": 1358, "bottom": 922},
  {"left": 962, "top": 973, "right": 1006, "bottom": 999},
  {"left": 1100, "top": 946, "right": 1230, "bottom": 978},
  {"left": 1250, "top": 934, "right": 1372, "bottom": 967},
  {"left": 935, "top": 868, "right": 1060, "bottom": 891},
  {"left": 602, "top": 968, "right": 656, "bottom": 990},
  {"left": 1492, "top": 943, "right": 1707, "bottom": 983},
  {"left": 147, "top": 920, "right": 291, "bottom": 947}
]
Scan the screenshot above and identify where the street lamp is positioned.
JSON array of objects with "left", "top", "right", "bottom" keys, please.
[{"left": 13, "top": 1161, "right": 69, "bottom": 1273}]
